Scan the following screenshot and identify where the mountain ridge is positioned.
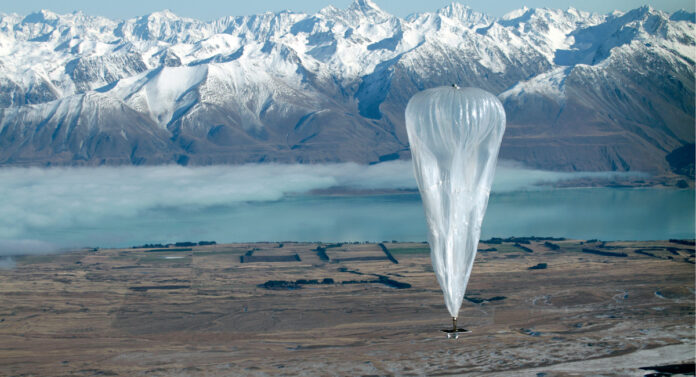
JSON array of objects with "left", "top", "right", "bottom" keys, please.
[{"left": 0, "top": 2, "right": 693, "bottom": 174}]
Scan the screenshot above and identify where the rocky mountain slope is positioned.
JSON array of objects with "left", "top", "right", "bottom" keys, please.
[{"left": 0, "top": 1, "right": 693, "bottom": 174}]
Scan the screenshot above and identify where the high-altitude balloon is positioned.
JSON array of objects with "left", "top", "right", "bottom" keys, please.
[{"left": 405, "top": 86, "right": 506, "bottom": 323}]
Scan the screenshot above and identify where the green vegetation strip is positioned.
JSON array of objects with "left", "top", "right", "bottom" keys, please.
[
  {"left": 388, "top": 247, "right": 431, "bottom": 255},
  {"left": 145, "top": 248, "right": 193, "bottom": 252},
  {"left": 193, "top": 250, "right": 243, "bottom": 256}
]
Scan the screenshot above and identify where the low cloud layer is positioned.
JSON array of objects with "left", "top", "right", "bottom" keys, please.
[
  {"left": 0, "top": 239, "right": 59, "bottom": 255},
  {"left": 0, "top": 257, "right": 16, "bottom": 269},
  {"left": 0, "top": 161, "right": 641, "bottom": 255}
]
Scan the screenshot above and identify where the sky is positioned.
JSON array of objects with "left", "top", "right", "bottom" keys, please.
[{"left": 0, "top": 0, "right": 693, "bottom": 20}]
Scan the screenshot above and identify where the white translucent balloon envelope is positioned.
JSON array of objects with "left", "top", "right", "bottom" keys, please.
[{"left": 405, "top": 86, "right": 506, "bottom": 336}]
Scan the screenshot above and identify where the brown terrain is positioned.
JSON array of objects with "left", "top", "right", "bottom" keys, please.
[{"left": 0, "top": 239, "right": 694, "bottom": 376}]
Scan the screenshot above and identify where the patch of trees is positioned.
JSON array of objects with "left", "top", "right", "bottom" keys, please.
[
  {"left": 581, "top": 248, "right": 628, "bottom": 257},
  {"left": 482, "top": 236, "right": 565, "bottom": 244}
]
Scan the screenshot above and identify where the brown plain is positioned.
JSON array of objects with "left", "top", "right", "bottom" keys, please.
[{"left": 0, "top": 239, "right": 693, "bottom": 376}]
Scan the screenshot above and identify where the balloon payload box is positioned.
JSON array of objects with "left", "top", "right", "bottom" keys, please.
[{"left": 441, "top": 317, "right": 471, "bottom": 339}]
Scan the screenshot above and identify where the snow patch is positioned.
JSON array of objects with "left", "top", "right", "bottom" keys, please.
[{"left": 500, "top": 67, "right": 571, "bottom": 102}]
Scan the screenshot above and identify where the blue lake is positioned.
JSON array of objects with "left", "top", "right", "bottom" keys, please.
[
  {"left": 0, "top": 164, "right": 693, "bottom": 252},
  {"left": 32, "top": 188, "right": 694, "bottom": 248}
]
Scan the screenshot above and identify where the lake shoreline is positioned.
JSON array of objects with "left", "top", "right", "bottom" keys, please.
[{"left": 304, "top": 174, "right": 694, "bottom": 197}]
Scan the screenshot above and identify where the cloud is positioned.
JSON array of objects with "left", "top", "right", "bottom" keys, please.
[
  {"left": 491, "top": 160, "right": 645, "bottom": 192},
  {"left": 0, "top": 239, "right": 59, "bottom": 256},
  {"left": 0, "top": 257, "right": 16, "bottom": 269},
  {"left": 0, "top": 161, "right": 641, "bottom": 254}
]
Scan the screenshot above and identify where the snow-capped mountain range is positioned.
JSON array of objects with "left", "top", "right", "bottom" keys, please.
[{"left": 0, "top": 0, "right": 693, "bottom": 173}]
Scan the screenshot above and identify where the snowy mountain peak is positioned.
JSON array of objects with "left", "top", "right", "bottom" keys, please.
[
  {"left": 118, "top": 9, "right": 208, "bottom": 43},
  {"left": 21, "top": 9, "right": 59, "bottom": 24},
  {"left": 436, "top": 3, "right": 489, "bottom": 25},
  {"left": 438, "top": 3, "right": 472, "bottom": 16},
  {"left": 502, "top": 7, "right": 530, "bottom": 21},
  {"left": 143, "top": 9, "right": 183, "bottom": 22},
  {"left": 0, "top": 4, "right": 692, "bottom": 173},
  {"left": 347, "top": 0, "right": 392, "bottom": 21},
  {"left": 617, "top": 5, "right": 656, "bottom": 22},
  {"left": 350, "top": 0, "right": 382, "bottom": 12}
]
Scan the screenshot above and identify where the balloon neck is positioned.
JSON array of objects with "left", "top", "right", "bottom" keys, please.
[{"left": 452, "top": 317, "right": 457, "bottom": 331}]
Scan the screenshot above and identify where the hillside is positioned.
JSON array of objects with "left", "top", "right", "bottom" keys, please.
[{"left": 0, "top": 1, "right": 693, "bottom": 174}]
